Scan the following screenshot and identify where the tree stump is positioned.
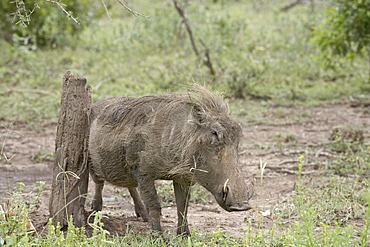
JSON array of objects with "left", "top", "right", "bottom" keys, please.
[{"left": 49, "top": 71, "right": 92, "bottom": 228}]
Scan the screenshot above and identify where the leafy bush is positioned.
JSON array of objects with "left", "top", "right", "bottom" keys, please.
[
  {"left": 312, "top": 0, "right": 370, "bottom": 78},
  {"left": 314, "top": 0, "right": 370, "bottom": 55},
  {"left": 0, "top": 0, "right": 108, "bottom": 48}
]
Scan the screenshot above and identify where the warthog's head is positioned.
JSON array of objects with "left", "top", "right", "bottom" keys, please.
[{"left": 187, "top": 87, "right": 254, "bottom": 212}]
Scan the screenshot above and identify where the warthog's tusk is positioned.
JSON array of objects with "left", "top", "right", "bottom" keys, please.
[
  {"left": 223, "top": 179, "right": 229, "bottom": 193},
  {"left": 222, "top": 179, "right": 229, "bottom": 201}
]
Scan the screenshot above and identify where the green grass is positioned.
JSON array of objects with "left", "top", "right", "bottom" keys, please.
[
  {"left": 2, "top": 143, "right": 369, "bottom": 246},
  {"left": 2, "top": 171, "right": 369, "bottom": 246}
]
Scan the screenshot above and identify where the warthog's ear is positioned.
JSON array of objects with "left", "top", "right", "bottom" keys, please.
[{"left": 191, "top": 103, "right": 207, "bottom": 125}]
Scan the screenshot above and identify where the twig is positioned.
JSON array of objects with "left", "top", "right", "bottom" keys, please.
[
  {"left": 173, "top": 0, "right": 199, "bottom": 56},
  {"left": 266, "top": 162, "right": 317, "bottom": 170},
  {"left": 11, "top": 1, "right": 39, "bottom": 27},
  {"left": 199, "top": 38, "right": 216, "bottom": 75},
  {"left": 316, "top": 151, "right": 340, "bottom": 158},
  {"left": 275, "top": 150, "right": 305, "bottom": 156},
  {"left": 173, "top": 0, "right": 216, "bottom": 76},
  {"left": 45, "top": 0, "right": 80, "bottom": 24},
  {"left": 276, "top": 169, "right": 322, "bottom": 175},
  {"left": 276, "top": 159, "right": 299, "bottom": 166},
  {"left": 116, "top": 0, "right": 149, "bottom": 18},
  {"left": 101, "top": 0, "right": 112, "bottom": 21},
  {"left": 280, "top": 0, "right": 304, "bottom": 12},
  {"left": 275, "top": 149, "right": 342, "bottom": 159},
  {"left": 238, "top": 150, "right": 250, "bottom": 155}
]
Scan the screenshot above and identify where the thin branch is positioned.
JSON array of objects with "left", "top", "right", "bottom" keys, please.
[
  {"left": 116, "top": 0, "right": 149, "bottom": 18},
  {"left": 280, "top": 0, "right": 303, "bottom": 12},
  {"left": 173, "top": 0, "right": 199, "bottom": 56},
  {"left": 45, "top": 0, "right": 80, "bottom": 24},
  {"left": 11, "top": 0, "right": 39, "bottom": 27},
  {"left": 199, "top": 38, "right": 216, "bottom": 75},
  {"left": 173, "top": 0, "right": 216, "bottom": 76},
  {"left": 101, "top": 0, "right": 112, "bottom": 21}
]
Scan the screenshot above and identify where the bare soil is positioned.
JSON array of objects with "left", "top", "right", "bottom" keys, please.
[{"left": 1, "top": 104, "right": 369, "bottom": 238}]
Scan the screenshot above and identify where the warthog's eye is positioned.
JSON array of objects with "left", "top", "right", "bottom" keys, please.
[{"left": 211, "top": 130, "right": 219, "bottom": 140}]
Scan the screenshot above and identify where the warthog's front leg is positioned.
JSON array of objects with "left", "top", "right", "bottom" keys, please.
[
  {"left": 134, "top": 170, "right": 162, "bottom": 233},
  {"left": 173, "top": 181, "right": 190, "bottom": 235},
  {"left": 92, "top": 182, "right": 104, "bottom": 212}
]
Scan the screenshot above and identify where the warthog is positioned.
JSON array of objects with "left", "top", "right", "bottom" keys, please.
[{"left": 88, "top": 85, "right": 254, "bottom": 235}]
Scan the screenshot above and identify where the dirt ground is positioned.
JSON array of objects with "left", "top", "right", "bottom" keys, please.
[{"left": 1, "top": 103, "right": 369, "bottom": 238}]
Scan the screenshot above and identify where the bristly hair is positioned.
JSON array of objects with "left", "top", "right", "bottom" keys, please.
[
  {"left": 186, "top": 84, "right": 229, "bottom": 115},
  {"left": 94, "top": 84, "right": 230, "bottom": 129}
]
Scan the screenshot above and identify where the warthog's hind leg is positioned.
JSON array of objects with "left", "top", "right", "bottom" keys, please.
[
  {"left": 134, "top": 170, "right": 162, "bottom": 233},
  {"left": 128, "top": 187, "right": 149, "bottom": 222}
]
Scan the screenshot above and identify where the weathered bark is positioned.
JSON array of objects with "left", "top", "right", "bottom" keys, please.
[{"left": 49, "top": 71, "right": 92, "bottom": 229}]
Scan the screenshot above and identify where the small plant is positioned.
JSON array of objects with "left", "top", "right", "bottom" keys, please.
[
  {"left": 329, "top": 150, "right": 370, "bottom": 176},
  {"left": 273, "top": 133, "right": 300, "bottom": 151},
  {"left": 0, "top": 181, "right": 46, "bottom": 245},
  {"left": 156, "top": 182, "right": 176, "bottom": 207},
  {"left": 32, "top": 149, "right": 54, "bottom": 162},
  {"left": 360, "top": 189, "right": 370, "bottom": 246},
  {"left": 293, "top": 156, "right": 367, "bottom": 226},
  {"left": 327, "top": 125, "right": 369, "bottom": 176},
  {"left": 156, "top": 182, "right": 214, "bottom": 207},
  {"left": 210, "top": 225, "right": 243, "bottom": 246},
  {"left": 329, "top": 125, "right": 364, "bottom": 153},
  {"left": 0, "top": 202, "right": 36, "bottom": 245},
  {"left": 273, "top": 133, "right": 300, "bottom": 144},
  {"left": 271, "top": 155, "right": 369, "bottom": 245},
  {"left": 189, "top": 184, "right": 214, "bottom": 205},
  {"left": 0, "top": 124, "right": 18, "bottom": 163}
]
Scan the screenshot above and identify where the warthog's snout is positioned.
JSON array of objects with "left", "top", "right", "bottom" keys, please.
[
  {"left": 228, "top": 202, "right": 252, "bottom": 211},
  {"left": 212, "top": 180, "right": 254, "bottom": 212}
]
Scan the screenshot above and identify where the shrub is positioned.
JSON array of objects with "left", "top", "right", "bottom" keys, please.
[
  {"left": 312, "top": 0, "right": 370, "bottom": 80},
  {"left": 0, "top": 0, "right": 108, "bottom": 48}
]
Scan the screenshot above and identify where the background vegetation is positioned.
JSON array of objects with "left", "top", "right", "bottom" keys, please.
[
  {"left": 1, "top": 0, "right": 369, "bottom": 128},
  {"left": 0, "top": 0, "right": 369, "bottom": 245},
  {"left": 0, "top": 0, "right": 107, "bottom": 48}
]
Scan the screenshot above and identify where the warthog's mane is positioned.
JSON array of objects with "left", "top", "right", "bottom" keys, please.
[
  {"left": 96, "top": 85, "right": 229, "bottom": 127},
  {"left": 186, "top": 85, "right": 229, "bottom": 117}
]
